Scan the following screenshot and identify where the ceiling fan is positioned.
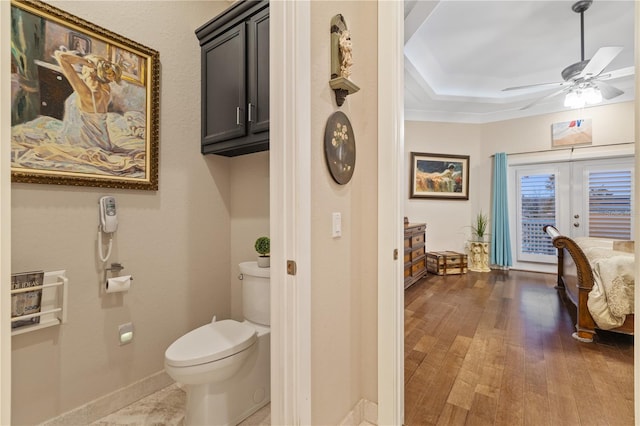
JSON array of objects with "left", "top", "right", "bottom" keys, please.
[{"left": 503, "top": 0, "right": 634, "bottom": 110}]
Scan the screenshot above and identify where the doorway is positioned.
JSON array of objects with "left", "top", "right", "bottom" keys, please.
[{"left": 511, "top": 156, "right": 634, "bottom": 270}]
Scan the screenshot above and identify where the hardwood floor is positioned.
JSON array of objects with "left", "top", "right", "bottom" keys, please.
[{"left": 404, "top": 270, "right": 634, "bottom": 426}]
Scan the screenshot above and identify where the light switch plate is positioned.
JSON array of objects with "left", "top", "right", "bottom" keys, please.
[{"left": 332, "top": 212, "right": 342, "bottom": 238}]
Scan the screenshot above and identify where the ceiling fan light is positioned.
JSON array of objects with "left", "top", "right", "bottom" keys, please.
[
  {"left": 564, "top": 91, "right": 584, "bottom": 108},
  {"left": 585, "top": 86, "right": 603, "bottom": 104}
]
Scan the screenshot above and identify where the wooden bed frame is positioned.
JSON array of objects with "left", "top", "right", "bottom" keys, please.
[{"left": 543, "top": 225, "right": 634, "bottom": 342}]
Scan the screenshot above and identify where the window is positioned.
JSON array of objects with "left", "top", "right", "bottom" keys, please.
[
  {"left": 587, "top": 169, "right": 632, "bottom": 239},
  {"left": 516, "top": 169, "right": 559, "bottom": 262},
  {"left": 512, "top": 157, "right": 634, "bottom": 268}
]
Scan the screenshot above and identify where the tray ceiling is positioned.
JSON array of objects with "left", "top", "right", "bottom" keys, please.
[{"left": 404, "top": 1, "right": 635, "bottom": 123}]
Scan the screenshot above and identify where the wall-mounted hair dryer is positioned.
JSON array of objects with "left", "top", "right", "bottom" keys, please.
[{"left": 98, "top": 196, "right": 118, "bottom": 262}]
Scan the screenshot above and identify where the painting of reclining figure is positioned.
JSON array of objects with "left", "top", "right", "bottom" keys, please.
[
  {"left": 10, "top": 0, "right": 159, "bottom": 190},
  {"left": 410, "top": 152, "right": 469, "bottom": 200}
]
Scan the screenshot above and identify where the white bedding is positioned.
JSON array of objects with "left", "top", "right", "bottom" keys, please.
[{"left": 575, "top": 238, "right": 635, "bottom": 330}]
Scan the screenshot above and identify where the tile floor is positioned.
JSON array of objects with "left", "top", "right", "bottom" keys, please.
[
  {"left": 91, "top": 383, "right": 270, "bottom": 426},
  {"left": 90, "top": 383, "right": 375, "bottom": 425}
]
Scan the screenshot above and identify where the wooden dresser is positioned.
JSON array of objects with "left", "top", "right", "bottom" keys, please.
[{"left": 404, "top": 223, "right": 427, "bottom": 289}]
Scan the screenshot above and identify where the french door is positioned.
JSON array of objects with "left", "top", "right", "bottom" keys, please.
[{"left": 513, "top": 156, "right": 634, "bottom": 269}]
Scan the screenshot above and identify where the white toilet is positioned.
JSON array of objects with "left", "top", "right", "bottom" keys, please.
[{"left": 165, "top": 262, "right": 270, "bottom": 425}]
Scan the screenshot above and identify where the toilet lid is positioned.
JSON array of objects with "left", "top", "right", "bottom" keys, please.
[{"left": 165, "top": 320, "right": 257, "bottom": 367}]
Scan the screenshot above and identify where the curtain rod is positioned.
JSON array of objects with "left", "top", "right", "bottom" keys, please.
[{"left": 489, "top": 142, "right": 634, "bottom": 158}]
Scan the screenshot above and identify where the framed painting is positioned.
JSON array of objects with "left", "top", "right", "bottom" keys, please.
[
  {"left": 410, "top": 152, "right": 470, "bottom": 200},
  {"left": 10, "top": 0, "right": 159, "bottom": 190},
  {"left": 551, "top": 118, "right": 592, "bottom": 148}
]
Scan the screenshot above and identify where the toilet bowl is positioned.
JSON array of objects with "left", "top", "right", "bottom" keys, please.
[
  {"left": 164, "top": 262, "right": 270, "bottom": 426},
  {"left": 164, "top": 319, "right": 257, "bottom": 385}
]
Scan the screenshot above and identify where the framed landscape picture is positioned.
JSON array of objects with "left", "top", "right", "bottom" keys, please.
[
  {"left": 551, "top": 118, "right": 592, "bottom": 148},
  {"left": 410, "top": 152, "right": 470, "bottom": 200},
  {"left": 10, "top": 0, "right": 159, "bottom": 190}
]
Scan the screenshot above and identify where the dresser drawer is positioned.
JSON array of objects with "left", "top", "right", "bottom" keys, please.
[
  {"left": 404, "top": 222, "right": 427, "bottom": 289},
  {"left": 411, "top": 258, "right": 426, "bottom": 275},
  {"left": 411, "top": 246, "right": 425, "bottom": 260}
]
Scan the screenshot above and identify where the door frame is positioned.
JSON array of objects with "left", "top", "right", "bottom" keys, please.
[
  {"left": 269, "top": 1, "right": 312, "bottom": 424},
  {"left": 1, "top": 0, "right": 12, "bottom": 423},
  {"left": 377, "top": 1, "right": 404, "bottom": 424},
  {"left": 635, "top": 0, "right": 640, "bottom": 412}
]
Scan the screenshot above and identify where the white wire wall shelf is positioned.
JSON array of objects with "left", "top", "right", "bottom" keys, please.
[{"left": 11, "top": 270, "right": 68, "bottom": 336}]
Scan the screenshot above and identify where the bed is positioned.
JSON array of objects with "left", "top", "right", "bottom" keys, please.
[{"left": 543, "top": 225, "right": 634, "bottom": 342}]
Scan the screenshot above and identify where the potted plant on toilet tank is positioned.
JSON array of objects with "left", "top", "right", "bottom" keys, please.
[{"left": 255, "top": 236, "right": 270, "bottom": 268}]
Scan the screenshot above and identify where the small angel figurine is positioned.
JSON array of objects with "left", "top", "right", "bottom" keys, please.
[{"left": 339, "top": 30, "right": 353, "bottom": 79}]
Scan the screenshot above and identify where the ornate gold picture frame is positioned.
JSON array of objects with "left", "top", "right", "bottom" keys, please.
[
  {"left": 410, "top": 152, "right": 470, "bottom": 200},
  {"left": 10, "top": 0, "right": 159, "bottom": 190}
]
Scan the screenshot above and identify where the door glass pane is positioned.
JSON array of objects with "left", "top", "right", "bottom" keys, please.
[
  {"left": 588, "top": 170, "right": 632, "bottom": 239},
  {"left": 520, "top": 173, "right": 556, "bottom": 256}
]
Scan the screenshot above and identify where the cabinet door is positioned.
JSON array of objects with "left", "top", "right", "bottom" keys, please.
[
  {"left": 202, "top": 23, "right": 247, "bottom": 145},
  {"left": 247, "top": 8, "right": 269, "bottom": 135}
]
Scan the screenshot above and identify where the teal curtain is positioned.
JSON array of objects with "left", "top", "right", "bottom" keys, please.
[{"left": 490, "top": 152, "right": 512, "bottom": 267}]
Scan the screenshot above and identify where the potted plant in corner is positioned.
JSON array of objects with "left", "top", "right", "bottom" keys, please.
[
  {"left": 468, "top": 211, "right": 491, "bottom": 272},
  {"left": 255, "top": 236, "right": 270, "bottom": 268},
  {"left": 471, "top": 210, "right": 488, "bottom": 242}
]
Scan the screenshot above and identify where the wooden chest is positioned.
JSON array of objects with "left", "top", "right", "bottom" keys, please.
[{"left": 426, "top": 251, "right": 468, "bottom": 275}]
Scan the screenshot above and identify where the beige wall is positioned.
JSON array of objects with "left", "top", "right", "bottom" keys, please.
[
  {"left": 310, "top": 2, "right": 378, "bottom": 424},
  {"left": 479, "top": 102, "right": 635, "bottom": 216},
  {"left": 10, "top": 2, "right": 235, "bottom": 424},
  {"left": 404, "top": 121, "right": 483, "bottom": 252},
  {"left": 230, "top": 151, "right": 270, "bottom": 320},
  {"left": 405, "top": 101, "right": 635, "bottom": 254}
]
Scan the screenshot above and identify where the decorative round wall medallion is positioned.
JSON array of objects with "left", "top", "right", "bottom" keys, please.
[{"left": 324, "top": 111, "right": 356, "bottom": 185}]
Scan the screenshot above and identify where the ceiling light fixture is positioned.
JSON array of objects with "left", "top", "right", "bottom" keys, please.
[
  {"left": 503, "top": 0, "right": 632, "bottom": 111},
  {"left": 563, "top": 85, "right": 603, "bottom": 109}
]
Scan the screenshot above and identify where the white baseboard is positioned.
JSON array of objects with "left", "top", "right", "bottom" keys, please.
[
  {"left": 339, "top": 398, "right": 378, "bottom": 426},
  {"left": 39, "top": 370, "right": 173, "bottom": 426}
]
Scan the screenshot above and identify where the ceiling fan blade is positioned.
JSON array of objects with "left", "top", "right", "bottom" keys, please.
[
  {"left": 502, "top": 81, "right": 567, "bottom": 92},
  {"left": 597, "top": 66, "right": 635, "bottom": 81},
  {"left": 578, "top": 46, "right": 623, "bottom": 79},
  {"left": 519, "top": 87, "right": 572, "bottom": 110},
  {"left": 594, "top": 81, "right": 624, "bottom": 100}
]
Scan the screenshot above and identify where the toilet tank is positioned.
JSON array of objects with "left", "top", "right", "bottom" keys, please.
[{"left": 239, "top": 261, "right": 270, "bottom": 326}]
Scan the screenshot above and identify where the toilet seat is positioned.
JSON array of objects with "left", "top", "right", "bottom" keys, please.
[{"left": 165, "top": 320, "right": 257, "bottom": 367}]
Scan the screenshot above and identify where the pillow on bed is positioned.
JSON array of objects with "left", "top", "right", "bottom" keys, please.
[
  {"left": 613, "top": 240, "right": 634, "bottom": 253},
  {"left": 574, "top": 237, "right": 614, "bottom": 251},
  {"left": 580, "top": 247, "right": 633, "bottom": 266}
]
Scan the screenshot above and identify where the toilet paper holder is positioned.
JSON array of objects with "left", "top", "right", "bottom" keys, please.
[
  {"left": 104, "top": 262, "right": 133, "bottom": 283},
  {"left": 106, "top": 262, "right": 125, "bottom": 274}
]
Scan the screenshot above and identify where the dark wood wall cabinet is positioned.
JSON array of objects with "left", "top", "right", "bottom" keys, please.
[
  {"left": 195, "top": 0, "right": 269, "bottom": 157},
  {"left": 404, "top": 223, "right": 427, "bottom": 289}
]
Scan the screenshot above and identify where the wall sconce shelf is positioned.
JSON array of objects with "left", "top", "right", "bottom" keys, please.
[{"left": 329, "top": 77, "right": 360, "bottom": 107}]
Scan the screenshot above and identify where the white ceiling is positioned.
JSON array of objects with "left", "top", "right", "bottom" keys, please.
[{"left": 404, "top": 0, "right": 635, "bottom": 123}]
